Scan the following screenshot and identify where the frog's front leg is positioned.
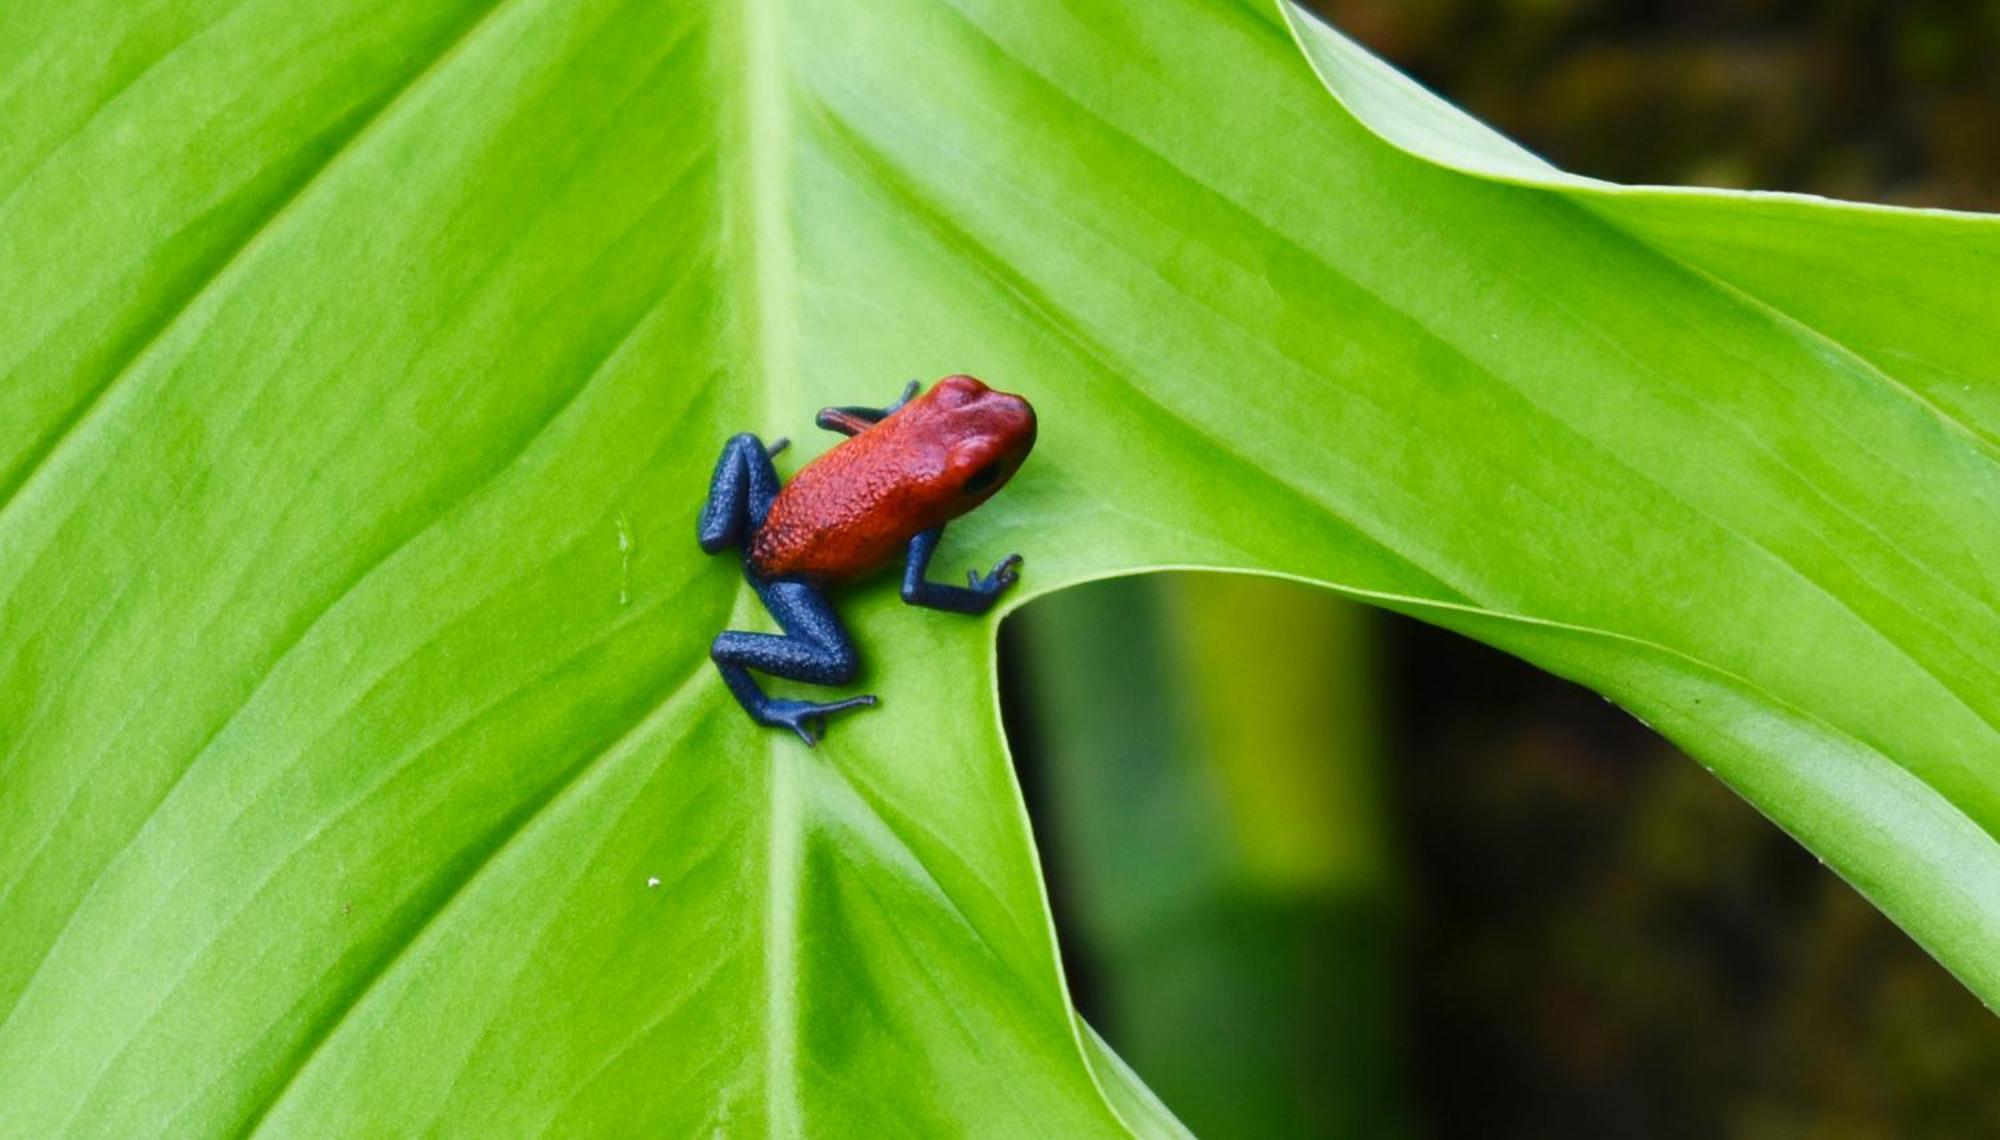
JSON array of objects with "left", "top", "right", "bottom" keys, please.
[
  {"left": 899, "top": 526, "right": 1022, "bottom": 616},
  {"left": 711, "top": 577, "right": 876, "bottom": 745},
  {"left": 815, "top": 379, "right": 922, "bottom": 437}
]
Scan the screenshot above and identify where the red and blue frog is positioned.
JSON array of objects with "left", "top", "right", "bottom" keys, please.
[{"left": 697, "top": 375, "right": 1036, "bottom": 744}]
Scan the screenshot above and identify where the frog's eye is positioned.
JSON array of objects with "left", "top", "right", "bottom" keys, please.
[{"left": 962, "top": 460, "right": 1003, "bottom": 496}]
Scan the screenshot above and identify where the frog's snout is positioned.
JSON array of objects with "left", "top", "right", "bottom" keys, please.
[
  {"left": 980, "top": 389, "right": 1036, "bottom": 448},
  {"left": 937, "top": 375, "right": 1036, "bottom": 450}
]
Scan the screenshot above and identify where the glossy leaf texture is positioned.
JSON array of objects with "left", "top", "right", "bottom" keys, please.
[{"left": 0, "top": 0, "right": 1994, "bottom": 1135}]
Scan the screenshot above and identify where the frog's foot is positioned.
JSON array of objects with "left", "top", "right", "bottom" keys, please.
[
  {"left": 758, "top": 695, "right": 878, "bottom": 746},
  {"left": 965, "top": 553, "right": 1023, "bottom": 596},
  {"left": 901, "top": 527, "right": 1022, "bottom": 616}
]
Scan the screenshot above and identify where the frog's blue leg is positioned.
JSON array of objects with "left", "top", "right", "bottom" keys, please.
[
  {"left": 815, "top": 379, "right": 922, "bottom": 436},
  {"left": 711, "top": 578, "right": 875, "bottom": 746},
  {"left": 697, "top": 433, "right": 874, "bottom": 744},
  {"left": 696, "top": 432, "right": 787, "bottom": 554},
  {"left": 899, "top": 526, "right": 1021, "bottom": 616}
]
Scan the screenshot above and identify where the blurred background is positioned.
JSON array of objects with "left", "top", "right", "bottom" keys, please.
[{"left": 998, "top": 3, "right": 2000, "bottom": 1136}]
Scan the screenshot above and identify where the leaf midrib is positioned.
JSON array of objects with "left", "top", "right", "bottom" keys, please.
[{"left": 724, "top": 0, "right": 806, "bottom": 1132}]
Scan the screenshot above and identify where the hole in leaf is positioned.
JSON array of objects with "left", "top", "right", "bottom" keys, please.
[{"left": 999, "top": 571, "right": 2000, "bottom": 1138}]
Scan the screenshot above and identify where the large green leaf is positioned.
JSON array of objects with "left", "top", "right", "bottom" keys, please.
[{"left": 1, "top": 0, "right": 1993, "bottom": 1133}]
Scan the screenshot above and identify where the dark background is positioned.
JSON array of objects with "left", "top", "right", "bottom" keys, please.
[{"left": 1001, "top": 4, "right": 2000, "bottom": 1136}]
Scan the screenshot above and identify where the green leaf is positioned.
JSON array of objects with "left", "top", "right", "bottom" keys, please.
[{"left": 1, "top": 0, "right": 1994, "bottom": 1134}]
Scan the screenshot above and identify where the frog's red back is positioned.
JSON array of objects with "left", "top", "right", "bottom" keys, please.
[{"left": 749, "top": 376, "right": 1035, "bottom": 583}]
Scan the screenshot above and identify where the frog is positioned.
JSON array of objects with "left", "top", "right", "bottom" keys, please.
[{"left": 696, "top": 374, "right": 1038, "bottom": 744}]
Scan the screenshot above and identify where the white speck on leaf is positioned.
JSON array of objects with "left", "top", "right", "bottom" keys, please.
[
  {"left": 616, "top": 512, "right": 634, "bottom": 606},
  {"left": 647, "top": 876, "right": 661, "bottom": 888}
]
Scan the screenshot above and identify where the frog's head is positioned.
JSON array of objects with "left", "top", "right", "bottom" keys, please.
[{"left": 922, "top": 374, "right": 1037, "bottom": 506}]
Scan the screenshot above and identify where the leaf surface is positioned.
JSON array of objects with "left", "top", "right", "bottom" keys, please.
[{"left": 1, "top": 0, "right": 1994, "bottom": 1134}]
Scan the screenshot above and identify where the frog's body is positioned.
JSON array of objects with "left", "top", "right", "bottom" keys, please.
[{"left": 697, "top": 375, "right": 1036, "bottom": 744}]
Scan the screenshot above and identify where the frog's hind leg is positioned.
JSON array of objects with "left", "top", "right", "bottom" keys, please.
[
  {"left": 711, "top": 578, "right": 876, "bottom": 746},
  {"left": 697, "top": 432, "right": 788, "bottom": 554}
]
